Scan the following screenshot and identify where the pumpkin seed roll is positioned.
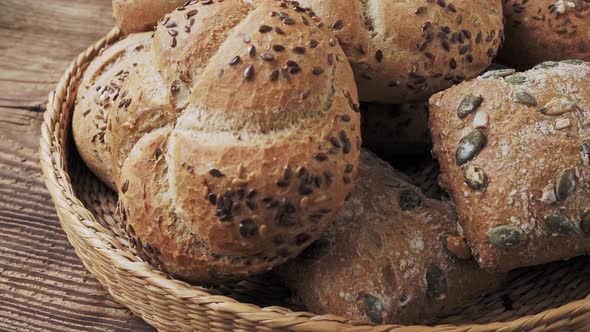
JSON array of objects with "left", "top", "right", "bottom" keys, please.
[
  {"left": 429, "top": 60, "right": 590, "bottom": 272},
  {"left": 501, "top": 0, "right": 590, "bottom": 70},
  {"left": 75, "top": 0, "right": 361, "bottom": 283},
  {"left": 278, "top": 150, "right": 505, "bottom": 325},
  {"left": 294, "top": 0, "right": 503, "bottom": 103}
]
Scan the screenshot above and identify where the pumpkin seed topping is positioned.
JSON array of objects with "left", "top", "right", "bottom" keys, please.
[
  {"left": 481, "top": 68, "right": 515, "bottom": 79},
  {"left": 457, "top": 94, "right": 483, "bottom": 119},
  {"left": 540, "top": 96, "right": 577, "bottom": 115},
  {"left": 561, "top": 59, "right": 586, "bottom": 65},
  {"left": 534, "top": 61, "right": 558, "bottom": 69},
  {"left": 456, "top": 130, "right": 487, "bottom": 166},
  {"left": 555, "top": 168, "right": 577, "bottom": 201},
  {"left": 505, "top": 75, "right": 528, "bottom": 84},
  {"left": 487, "top": 225, "right": 525, "bottom": 249},
  {"left": 545, "top": 214, "right": 577, "bottom": 235},
  {"left": 513, "top": 90, "right": 537, "bottom": 107},
  {"left": 464, "top": 164, "right": 488, "bottom": 190}
]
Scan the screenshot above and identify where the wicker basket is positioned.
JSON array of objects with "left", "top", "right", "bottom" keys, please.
[{"left": 40, "top": 27, "right": 590, "bottom": 332}]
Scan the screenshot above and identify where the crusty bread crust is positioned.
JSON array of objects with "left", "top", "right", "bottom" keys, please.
[
  {"left": 105, "top": 0, "right": 361, "bottom": 283},
  {"left": 277, "top": 150, "right": 504, "bottom": 324},
  {"left": 73, "top": 33, "right": 152, "bottom": 189},
  {"left": 501, "top": 0, "right": 590, "bottom": 70},
  {"left": 112, "top": 0, "right": 186, "bottom": 34},
  {"left": 295, "top": 0, "right": 503, "bottom": 103},
  {"left": 430, "top": 60, "right": 590, "bottom": 272}
]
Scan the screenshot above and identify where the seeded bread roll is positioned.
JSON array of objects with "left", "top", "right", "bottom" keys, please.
[
  {"left": 361, "top": 102, "right": 431, "bottom": 157},
  {"left": 277, "top": 150, "right": 504, "bottom": 325},
  {"left": 112, "top": 0, "right": 186, "bottom": 34},
  {"left": 73, "top": 33, "right": 152, "bottom": 189},
  {"left": 294, "top": 0, "right": 503, "bottom": 103},
  {"left": 429, "top": 61, "right": 590, "bottom": 272},
  {"left": 501, "top": 0, "right": 590, "bottom": 70},
  {"left": 103, "top": 0, "right": 361, "bottom": 283}
]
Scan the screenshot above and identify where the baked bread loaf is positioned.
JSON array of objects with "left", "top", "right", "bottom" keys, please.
[
  {"left": 113, "top": 0, "right": 185, "bottom": 34},
  {"left": 85, "top": 0, "right": 360, "bottom": 283},
  {"left": 361, "top": 102, "right": 431, "bottom": 157},
  {"left": 430, "top": 60, "right": 590, "bottom": 272},
  {"left": 277, "top": 150, "right": 504, "bottom": 324},
  {"left": 502, "top": 0, "right": 590, "bottom": 70},
  {"left": 73, "top": 32, "right": 152, "bottom": 189},
  {"left": 295, "top": 0, "right": 504, "bottom": 103}
]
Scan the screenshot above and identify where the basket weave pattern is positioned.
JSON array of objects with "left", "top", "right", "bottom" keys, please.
[{"left": 39, "top": 28, "right": 590, "bottom": 332}]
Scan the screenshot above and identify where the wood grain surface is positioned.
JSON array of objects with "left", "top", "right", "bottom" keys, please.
[{"left": 0, "top": 1, "right": 154, "bottom": 330}]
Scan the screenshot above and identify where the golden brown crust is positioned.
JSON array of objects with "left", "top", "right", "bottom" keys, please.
[
  {"left": 107, "top": 0, "right": 360, "bottom": 283},
  {"left": 277, "top": 150, "right": 505, "bottom": 325},
  {"left": 361, "top": 102, "right": 431, "bottom": 157},
  {"left": 112, "top": 0, "right": 186, "bottom": 34},
  {"left": 501, "top": 0, "right": 590, "bottom": 70},
  {"left": 73, "top": 33, "right": 152, "bottom": 189},
  {"left": 429, "top": 61, "right": 590, "bottom": 272},
  {"left": 295, "top": 0, "right": 503, "bottom": 103}
]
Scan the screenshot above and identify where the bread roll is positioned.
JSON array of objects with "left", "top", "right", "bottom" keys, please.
[
  {"left": 73, "top": 33, "right": 152, "bottom": 189},
  {"left": 112, "top": 0, "right": 185, "bottom": 34},
  {"left": 277, "top": 150, "right": 504, "bottom": 324},
  {"left": 361, "top": 102, "right": 431, "bottom": 157},
  {"left": 295, "top": 0, "right": 504, "bottom": 103},
  {"left": 102, "top": 0, "right": 361, "bottom": 283},
  {"left": 429, "top": 61, "right": 590, "bottom": 272},
  {"left": 501, "top": 0, "right": 590, "bottom": 70}
]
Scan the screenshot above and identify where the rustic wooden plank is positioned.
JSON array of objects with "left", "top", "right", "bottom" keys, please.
[
  {"left": 0, "top": 0, "right": 113, "bottom": 109},
  {"left": 0, "top": 122, "right": 154, "bottom": 331},
  {"left": 0, "top": 0, "right": 155, "bottom": 330}
]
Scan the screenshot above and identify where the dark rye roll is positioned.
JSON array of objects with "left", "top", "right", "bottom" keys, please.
[
  {"left": 501, "top": 0, "right": 590, "bottom": 70},
  {"left": 295, "top": 0, "right": 504, "bottom": 103},
  {"left": 277, "top": 150, "right": 505, "bottom": 325},
  {"left": 430, "top": 60, "right": 590, "bottom": 272},
  {"left": 75, "top": 0, "right": 361, "bottom": 283}
]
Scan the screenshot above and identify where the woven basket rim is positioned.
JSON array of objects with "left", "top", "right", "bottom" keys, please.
[{"left": 38, "top": 27, "right": 590, "bottom": 332}]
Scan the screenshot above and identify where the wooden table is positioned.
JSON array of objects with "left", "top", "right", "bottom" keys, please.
[{"left": 0, "top": 1, "right": 154, "bottom": 330}]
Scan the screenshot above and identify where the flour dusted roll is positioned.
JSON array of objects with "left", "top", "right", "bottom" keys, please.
[
  {"left": 430, "top": 61, "right": 590, "bottom": 272},
  {"left": 98, "top": 0, "right": 361, "bottom": 283},
  {"left": 113, "top": 0, "right": 186, "bottom": 34},
  {"left": 277, "top": 150, "right": 504, "bottom": 324},
  {"left": 295, "top": 0, "right": 504, "bottom": 103},
  {"left": 73, "top": 33, "right": 152, "bottom": 189},
  {"left": 502, "top": 0, "right": 590, "bottom": 70}
]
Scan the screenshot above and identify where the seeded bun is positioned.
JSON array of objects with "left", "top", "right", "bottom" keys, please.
[
  {"left": 501, "top": 0, "right": 590, "bottom": 70},
  {"left": 112, "top": 0, "right": 186, "bottom": 34},
  {"left": 361, "top": 102, "right": 431, "bottom": 157},
  {"left": 294, "top": 0, "right": 503, "bottom": 103},
  {"left": 277, "top": 150, "right": 505, "bottom": 325},
  {"left": 103, "top": 0, "right": 361, "bottom": 283},
  {"left": 73, "top": 33, "right": 152, "bottom": 189},
  {"left": 429, "top": 61, "right": 590, "bottom": 272}
]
